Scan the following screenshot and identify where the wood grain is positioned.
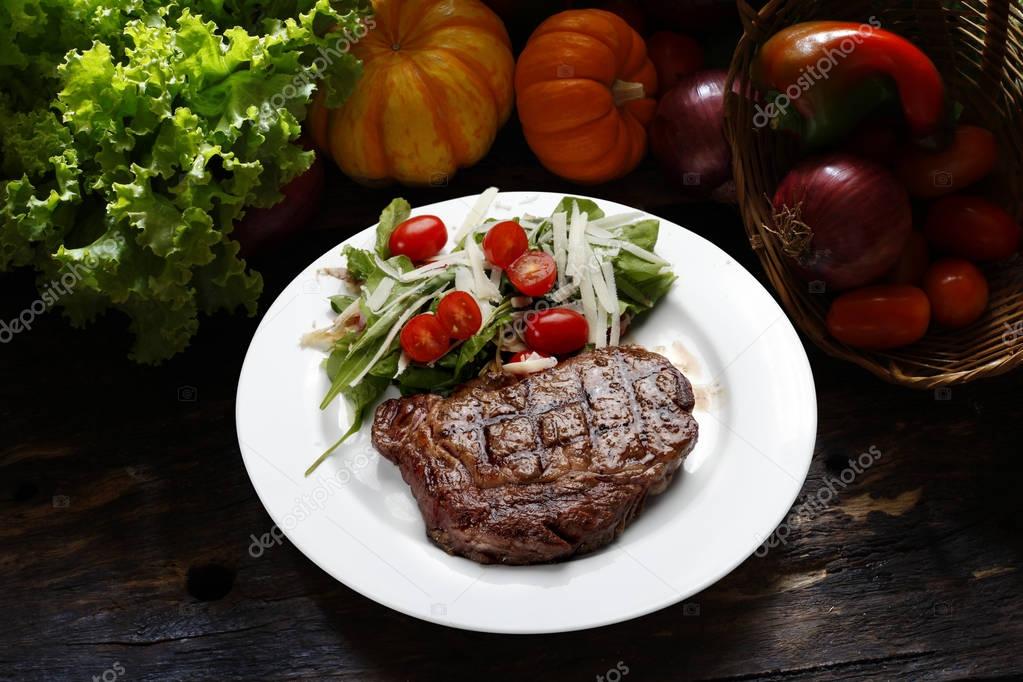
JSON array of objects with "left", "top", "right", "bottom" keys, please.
[{"left": 2, "top": 126, "right": 1022, "bottom": 682}]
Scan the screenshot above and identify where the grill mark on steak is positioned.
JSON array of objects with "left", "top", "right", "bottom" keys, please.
[{"left": 371, "top": 346, "right": 699, "bottom": 565}]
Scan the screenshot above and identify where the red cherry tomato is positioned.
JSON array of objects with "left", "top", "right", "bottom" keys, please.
[
  {"left": 922, "top": 258, "right": 989, "bottom": 328},
  {"left": 647, "top": 31, "right": 704, "bottom": 94},
  {"left": 388, "top": 215, "right": 447, "bottom": 262},
  {"left": 923, "top": 195, "right": 1021, "bottom": 261},
  {"left": 436, "top": 291, "right": 483, "bottom": 340},
  {"left": 826, "top": 285, "right": 931, "bottom": 350},
  {"left": 897, "top": 125, "right": 997, "bottom": 198},
  {"left": 508, "top": 350, "right": 550, "bottom": 363},
  {"left": 399, "top": 313, "right": 449, "bottom": 363},
  {"left": 506, "top": 250, "right": 557, "bottom": 296},
  {"left": 482, "top": 220, "right": 528, "bottom": 269},
  {"left": 524, "top": 308, "right": 589, "bottom": 355},
  {"left": 887, "top": 232, "right": 930, "bottom": 285}
]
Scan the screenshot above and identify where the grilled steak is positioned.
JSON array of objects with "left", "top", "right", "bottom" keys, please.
[{"left": 371, "top": 346, "right": 698, "bottom": 564}]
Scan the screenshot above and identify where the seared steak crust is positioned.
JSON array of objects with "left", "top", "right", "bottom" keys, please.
[{"left": 371, "top": 346, "right": 698, "bottom": 564}]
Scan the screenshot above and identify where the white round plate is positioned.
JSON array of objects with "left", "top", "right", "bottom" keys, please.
[{"left": 236, "top": 191, "right": 816, "bottom": 634}]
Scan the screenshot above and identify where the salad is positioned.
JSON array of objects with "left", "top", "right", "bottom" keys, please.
[{"left": 304, "top": 189, "right": 677, "bottom": 474}]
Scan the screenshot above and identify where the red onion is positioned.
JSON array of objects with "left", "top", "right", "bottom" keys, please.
[
  {"left": 771, "top": 155, "right": 912, "bottom": 290},
  {"left": 233, "top": 155, "right": 325, "bottom": 257},
  {"left": 649, "top": 70, "right": 735, "bottom": 201},
  {"left": 640, "top": 0, "right": 739, "bottom": 30}
]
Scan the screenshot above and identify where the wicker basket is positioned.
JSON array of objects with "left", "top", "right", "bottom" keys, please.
[{"left": 725, "top": 0, "right": 1023, "bottom": 388}]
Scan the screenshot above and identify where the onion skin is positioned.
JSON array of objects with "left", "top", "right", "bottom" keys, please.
[
  {"left": 772, "top": 155, "right": 912, "bottom": 290},
  {"left": 649, "top": 69, "right": 734, "bottom": 200}
]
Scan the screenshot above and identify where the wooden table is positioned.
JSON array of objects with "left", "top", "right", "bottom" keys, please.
[{"left": 3, "top": 122, "right": 1022, "bottom": 681}]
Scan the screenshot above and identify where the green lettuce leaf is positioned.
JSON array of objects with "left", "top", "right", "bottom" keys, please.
[
  {"left": 374, "top": 197, "right": 411, "bottom": 258},
  {"left": 0, "top": 0, "right": 371, "bottom": 363}
]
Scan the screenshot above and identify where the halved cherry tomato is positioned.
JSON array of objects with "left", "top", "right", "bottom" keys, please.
[
  {"left": 482, "top": 220, "right": 528, "bottom": 269},
  {"left": 647, "top": 31, "right": 703, "bottom": 94},
  {"left": 524, "top": 308, "right": 589, "bottom": 355},
  {"left": 507, "top": 250, "right": 557, "bottom": 296},
  {"left": 399, "top": 313, "right": 449, "bottom": 363},
  {"left": 436, "top": 291, "right": 483, "bottom": 340},
  {"left": 887, "top": 232, "right": 930, "bottom": 285},
  {"left": 826, "top": 285, "right": 931, "bottom": 350},
  {"left": 508, "top": 350, "right": 550, "bottom": 363},
  {"left": 924, "top": 195, "right": 1021, "bottom": 261},
  {"left": 923, "top": 258, "right": 989, "bottom": 328},
  {"left": 388, "top": 215, "right": 447, "bottom": 262},
  {"left": 897, "top": 125, "right": 997, "bottom": 198}
]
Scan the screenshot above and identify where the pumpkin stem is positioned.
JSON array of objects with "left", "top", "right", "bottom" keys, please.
[{"left": 611, "top": 80, "right": 646, "bottom": 106}]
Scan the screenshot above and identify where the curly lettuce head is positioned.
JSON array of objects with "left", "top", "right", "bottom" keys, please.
[{"left": 0, "top": 0, "right": 370, "bottom": 362}]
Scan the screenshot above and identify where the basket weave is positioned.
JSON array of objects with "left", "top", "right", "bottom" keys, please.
[{"left": 725, "top": 0, "right": 1023, "bottom": 388}]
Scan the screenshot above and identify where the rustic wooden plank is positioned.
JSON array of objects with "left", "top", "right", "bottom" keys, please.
[{"left": 2, "top": 133, "right": 1022, "bottom": 680}]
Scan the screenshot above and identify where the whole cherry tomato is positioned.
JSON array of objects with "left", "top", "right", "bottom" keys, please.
[
  {"left": 887, "top": 232, "right": 930, "bottom": 285},
  {"left": 647, "top": 31, "right": 703, "bottom": 94},
  {"left": 482, "top": 220, "right": 528, "bottom": 269},
  {"left": 923, "top": 195, "right": 1021, "bottom": 261},
  {"left": 399, "top": 313, "right": 449, "bottom": 363},
  {"left": 897, "top": 125, "right": 997, "bottom": 198},
  {"left": 524, "top": 308, "right": 589, "bottom": 355},
  {"left": 826, "top": 285, "right": 931, "bottom": 349},
  {"left": 507, "top": 250, "right": 557, "bottom": 296},
  {"left": 389, "top": 215, "right": 447, "bottom": 262},
  {"left": 436, "top": 291, "right": 483, "bottom": 340},
  {"left": 922, "top": 258, "right": 989, "bottom": 328}
]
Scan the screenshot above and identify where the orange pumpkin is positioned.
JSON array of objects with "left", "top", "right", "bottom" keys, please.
[
  {"left": 514, "top": 10, "right": 658, "bottom": 184},
  {"left": 309, "top": 0, "right": 515, "bottom": 186}
]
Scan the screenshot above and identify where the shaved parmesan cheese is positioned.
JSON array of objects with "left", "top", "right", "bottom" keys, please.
[
  {"left": 510, "top": 296, "right": 533, "bottom": 308},
  {"left": 567, "top": 203, "right": 588, "bottom": 282},
  {"left": 454, "top": 187, "right": 498, "bottom": 244},
  {"left": 587, "top": 236, "right": 670, "bottom": 265},
  {"left": 584, "top": 223, "right": 615, "bottom": 240},
  {"left": 551, "top": 211, "right": 568, "bottom": 289},
  {"left": 299, "top": 298, "right": 362, "bottom": 349},
  {"left": 366, "top": 278, "right": 394, "bottom": 312},
  {"left": 578, "top": 262, "right": 600, "bottom": 346},
  {"left": 465, "top": 234, "right": 500, "bottom": 301},
  {"left": 503, "top": 355, "right": 558, "bottom": 375},
  {"left": 550, "top": 282, "right": 579, "bottom": 303},
  {"left": 588, "top": 253, "right": 617, "bottom": 314},
  {"left": 602, "top": 261, "right": 620, "bottom": 346},
  {"left": 373, "top": 255, "right": 402, "bottom": 281},
  {"left": 454, "top": 265, "right": 474, "bottom": 293},
  {"left": 590, "top": 211, "right": 644, "bottom": 231},
  {"left": 394, "top": 351, "right": 411, "bottom": 378},
  {"left": 349, "top": 291, "right": 441, "bottom": 388},
  {"left": 489, "top": 264, "right": 502, "bottom": 289}
]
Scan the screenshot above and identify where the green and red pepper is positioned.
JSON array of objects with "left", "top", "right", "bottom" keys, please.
[{"left": 753, "top": 21, "right": 947, "bottom": 147}]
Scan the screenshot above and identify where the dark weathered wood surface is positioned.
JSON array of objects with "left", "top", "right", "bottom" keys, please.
[{"left": 3, "top": 119, "right": 1023, "bottom": 682}]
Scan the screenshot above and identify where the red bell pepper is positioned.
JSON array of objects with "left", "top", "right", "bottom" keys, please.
[{"left": 752, "top": 20, "right": 946, "bottom": 147}]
